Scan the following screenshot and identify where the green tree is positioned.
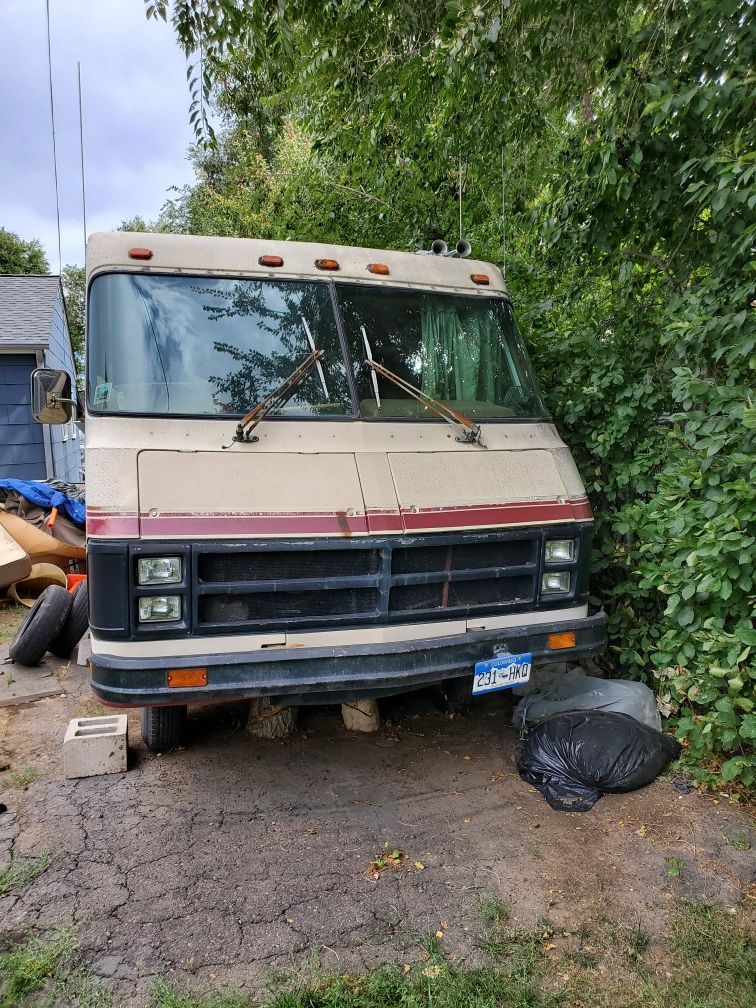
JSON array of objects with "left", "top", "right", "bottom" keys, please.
[
  {"left": 150, "top": 0, "right": 756, "bottom": 785},
  {"left": 0, "top": 228, "right": 49, "bottom": 274},
  {"left": 62, "top": 264, "right": 85, "bottom": 374}
]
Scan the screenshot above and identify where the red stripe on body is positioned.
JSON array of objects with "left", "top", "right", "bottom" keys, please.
[{"left": 87, "top": 498, "right": 592, "bottom": 538}]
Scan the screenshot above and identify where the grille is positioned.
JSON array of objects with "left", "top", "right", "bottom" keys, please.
[
  {"left": 193, "top": 530, "right": 541, "bottom": 633},
  {"left": 389, "top": 576, "right": 533, "bottom": 613},
  {"left": 198, "top": 548, "right": 378, "bottom": 583},
  {"left": 199, "top": 588, "right": 379, "bottom": 624}
]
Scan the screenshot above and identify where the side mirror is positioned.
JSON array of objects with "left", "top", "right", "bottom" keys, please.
[{"left": 30, "top": 368, "right": 78, "bottom": 424}]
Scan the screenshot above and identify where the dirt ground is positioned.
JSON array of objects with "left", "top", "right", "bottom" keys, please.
[{"left": 0, "top": 647, "right": 754, "bottom": 1007}]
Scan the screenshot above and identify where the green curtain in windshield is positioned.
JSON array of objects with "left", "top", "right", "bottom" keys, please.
[{"left": 420, "top": 300, "right": 504, "bottom": 402}]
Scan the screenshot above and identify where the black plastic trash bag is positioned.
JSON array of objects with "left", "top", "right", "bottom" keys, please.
[{"left": 517, "top": 710, "right": 681, "bottom": 812}]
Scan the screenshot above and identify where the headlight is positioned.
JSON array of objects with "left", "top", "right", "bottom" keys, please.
[
  {"left": 138, "top": 557, "right": 181, "bottom": 585},
  {"left": 541, "top": 572, "right": 571, "bottom": 594},
  {"left": 545, "top": 539, "right": 575, "bottom": 563},
  {"left": 138, "top": 595, "right": 181, "bottom": 622}
]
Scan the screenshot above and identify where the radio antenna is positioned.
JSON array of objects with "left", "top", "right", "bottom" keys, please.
[
  {"left": 458, "top": 154, "right": 464, "bottom": 245},
  {"left": 77, "top": 61, "right": 88, "bottom": 258},
  {"left": 45, "top": 0, "right": 62, "bottom": 273},
  {"left": 500, "top": 149, "right": 507, "bottom": 282}
]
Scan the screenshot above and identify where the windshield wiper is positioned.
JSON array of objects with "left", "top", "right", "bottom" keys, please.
[
  {"left": 365, "top": 359, "right": 486, "bottom": 447},
  {"left": 230, "top": 349, "right": 325, "bottom": 444}
]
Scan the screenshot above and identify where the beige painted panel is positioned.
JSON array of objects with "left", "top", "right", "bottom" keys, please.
[
  {"left": 286, "top": 620, "right": 467, "bottom": 648},
  {"left": 137, "top": 451, "right": 366, "bottom": 515},
  {"left": 388, "top": 450, "right": 566, "bottom": 509},
  {"left": 354, "top": 453, "right": 399, "bottom": 511},
  {"left": 466, "top": 605, "right": 588, "bottom": 631},
  {"left": 91, "top": 631, "right": 285, "bottom": 659}
]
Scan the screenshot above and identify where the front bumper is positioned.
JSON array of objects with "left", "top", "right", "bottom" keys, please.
[{"left": 91, "top": 611, "right": 607, "bottom": 708}]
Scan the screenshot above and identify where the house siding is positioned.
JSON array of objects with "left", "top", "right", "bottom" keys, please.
[
  {"left": 1, "top": 277, "right": 82, "bottom": 483},
  {"left": 0, "top": 352, "right": 46, "bottom": 479},
  {"left": 45, "top": 292, "right": 82, "bottom": 482}
]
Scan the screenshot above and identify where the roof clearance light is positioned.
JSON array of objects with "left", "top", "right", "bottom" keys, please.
[
  {"left": 470, "top": 273, "right": 490, "bottom": 285},
  {"left": 367, "top": 263, "right": 390, "bottom": 275},
  {"left": 315, "top": 258, "right": 340, "bottom": 270},
  {"left": 258, "top": 254, "right": 284, "bottom": 267},
  {"left": 128, "top": 247, "right": 153, "bottom": 260}
]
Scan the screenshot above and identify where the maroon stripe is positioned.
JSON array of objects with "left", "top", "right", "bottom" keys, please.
[{"left": 87, "top": 498, "right": 592, "bottom": 538}]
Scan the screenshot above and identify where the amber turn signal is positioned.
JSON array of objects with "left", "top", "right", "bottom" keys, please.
[
  {"left": 470, "top": 273, "right": 489, "bottom": 285},
  {"left": 547, "top": 632, "right": 576, "bottom": 650},
  {"left": 128, "top": 247, "right": 153, "bottom": 260},
  {"left": 258, "top": 254, "right": 284, "bottom": 267},
  {"left": 315, "top": 258, "right": 340, "bottom": 270},
  {"left": 167, "top": 668, "right": 208, "bottom": 688},
  {"left": 367, "top": 263, "right": 390, "bottom": 275}
]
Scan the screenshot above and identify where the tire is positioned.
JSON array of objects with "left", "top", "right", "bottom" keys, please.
[
  {"left": 49, "top": 582, "right": 89, "bottom": 659},
  {"left": 140, "top": 705, "right": 187, "bottom": 753},
  {"left": 9, "top": 585, "right": 72, "bottom": 666}
]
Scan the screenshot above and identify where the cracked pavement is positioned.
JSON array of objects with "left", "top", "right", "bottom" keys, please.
[{"left": 0, "top": 661, "right": 754, "bottom": 1006}]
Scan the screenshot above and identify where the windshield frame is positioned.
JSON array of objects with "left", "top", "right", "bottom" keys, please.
[{"left": 85, "top": 270, "right": 549, "bottom": 424}]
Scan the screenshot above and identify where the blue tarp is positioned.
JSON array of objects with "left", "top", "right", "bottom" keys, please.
[{"left": 0, "top": 479, "right": 85, "bottom": 527}]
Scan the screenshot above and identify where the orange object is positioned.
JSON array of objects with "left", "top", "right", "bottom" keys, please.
[
  {"left": 258, "top": 254, "right": 284, "bottom": 267},
  {"left": 47, "top": 506, "right": 58, "bottom": 529},
  {"left": 367, "top": 263, "right": 390, "bottom": 275},
  {"left": 547, "top": 631, "right": 576, "bottom": 650},
  {"left": 167, "top": 668, "right": 208, "bottom": 688},
  {"left": 314, "top": 258, "right": 340, "bottom": 270},
  {"left": 66, "top": 573, "right": 87, "bottom": 593},
  {"left": 128, "top": 247, "right": 153, "bottom": 260},
  {"left": 470, "top": 273, "right": 490, "bottom": 285}
]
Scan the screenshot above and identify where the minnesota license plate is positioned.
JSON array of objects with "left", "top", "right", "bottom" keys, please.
[{"left": 472, "top": 652, "right": 532, "bottom": 695}]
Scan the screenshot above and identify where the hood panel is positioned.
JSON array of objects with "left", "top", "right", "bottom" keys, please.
[
  {"left": 137, "top": 450, "right": 368, "bottom": 537},
  {"left": 387, "top": 450, "right": 580, "bottom": 532}
]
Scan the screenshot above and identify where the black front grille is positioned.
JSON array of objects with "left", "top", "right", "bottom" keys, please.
[
  {"left": 198, "top": 548, "right": 379, "bottom": 583},
  {"left": 199, "top": 588, "right": 379, "bottom": 624},
  {"left": 191, "top": 530, "right": 549, "bottom": 633}
]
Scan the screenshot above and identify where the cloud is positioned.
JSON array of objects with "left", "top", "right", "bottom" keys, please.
[{"left": 0, "top": 0, "right": 197, "bottom": 269}]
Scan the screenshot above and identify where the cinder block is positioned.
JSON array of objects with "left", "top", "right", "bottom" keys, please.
[{"left": 63, "top": 715, "right": 128, "bottom": 779}]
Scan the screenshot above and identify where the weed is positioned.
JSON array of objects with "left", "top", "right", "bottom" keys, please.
[
  {"left": 724, "top": 831, "right": 751, "bottom": 851},
  {"left": 152, "top": 980, "right": 252, "bottom": 1008},
  {"left": 0, "top": 851, "right": 57, "bottom": 897},
  {"left": 479, "top": 894, "right": 510, "bottom": 926},
  {"left": 665, "top": 855, "right": 684, "bottom": 877},
  {"left": 0, "top": 766, "right": 40, "bottom": 790},
  {"left": 0, "top": 927, "right": 113, "bottom": 1008}
]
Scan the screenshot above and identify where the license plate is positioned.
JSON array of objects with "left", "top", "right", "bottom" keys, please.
[{"left": 472, "top": 652, "right": 532, "bottom": 695}]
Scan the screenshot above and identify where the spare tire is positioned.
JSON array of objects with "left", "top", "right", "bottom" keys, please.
[
  {"left": 49, "top": 581, "right": 89, "bottom": 659},
  {"left": 9, "top": 585, "right": 72, "bottom": 666}
]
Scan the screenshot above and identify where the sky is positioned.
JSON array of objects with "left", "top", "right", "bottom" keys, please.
[{"left": 0, "top": 0, "right": 197, "bottom": 271}]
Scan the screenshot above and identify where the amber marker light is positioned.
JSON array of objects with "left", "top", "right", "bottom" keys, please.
[
  {"left": 367, "top": 263, "right": 390, "bottom": 275},
  {"left": 547, "top": 632, "right": 576, "bottom": 650},
  {"left": 259, "top": 254, "right": 284, "bottom": 267},
  {"left": 315, "top": 258, "right": 340, "bottom": 270},
  {"left": 167, "top": 668, "right": 208, "bottom": 688},
  {"left": 470, "top": 273, "right": 490, "bottom": 285},
  {"left": 128, "top": 247, "right": 153, "bottom": 260}
]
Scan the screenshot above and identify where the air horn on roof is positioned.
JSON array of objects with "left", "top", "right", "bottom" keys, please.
[{"left": 423, "top": 239, "right": 472, "bottom": 258}]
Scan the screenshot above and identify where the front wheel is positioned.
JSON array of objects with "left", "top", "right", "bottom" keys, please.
[{"left": 140, "top": 705, "right": 187, "bottom": 753}]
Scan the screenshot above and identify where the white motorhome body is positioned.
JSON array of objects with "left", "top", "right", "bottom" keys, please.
[{"left": 78, "top": 232, "right": 604, "bottom": 748}]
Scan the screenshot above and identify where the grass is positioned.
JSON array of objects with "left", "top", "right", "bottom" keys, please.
[
  {"left": 0, "top": 767, "right": 40, "bottom": 791},
  {"left": 0, "top": 852, "right": 57, "bottom": 897},
  {"left": 0, "top": 604, "right": 25, "bottom": 647},
  {"left": 0, "top": 902, "right": 753, "bottom": 1008},
  {"left": 0, "top": 928, "right": 112, "bottom": 1008}
]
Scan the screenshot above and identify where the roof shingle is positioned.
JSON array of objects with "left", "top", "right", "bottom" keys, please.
[{"left": 0, "top": 274, "right": 62, "bottom": 350}]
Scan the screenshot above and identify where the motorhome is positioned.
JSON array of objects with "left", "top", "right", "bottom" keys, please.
[{"left": 33, "top": 232, "right": 606, "bottom": 750}]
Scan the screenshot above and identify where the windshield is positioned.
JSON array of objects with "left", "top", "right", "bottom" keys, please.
[
  {"left": 87, "top": 274, "right": 351, "bottom": 416},
  {"left": 336, "top": 286, "right": 546, "bottom": 420},
  {"left": 87, "top": 273, "right": 546, "bottom": 421}
]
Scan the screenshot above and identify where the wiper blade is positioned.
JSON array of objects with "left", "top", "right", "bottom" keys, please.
[
  {"left": 365, "top": 359, "right": 485, "bottom": 447},
  {"left": 232, "top": 349, "right": 324, "bottom": 444}
]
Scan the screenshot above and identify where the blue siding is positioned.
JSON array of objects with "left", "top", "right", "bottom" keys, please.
[
  {"left": 46, "top": 293, "right": 82, "bottom": 482},
  {"left": 0, "top": 353, "right": 46, "bottom": 480}
]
